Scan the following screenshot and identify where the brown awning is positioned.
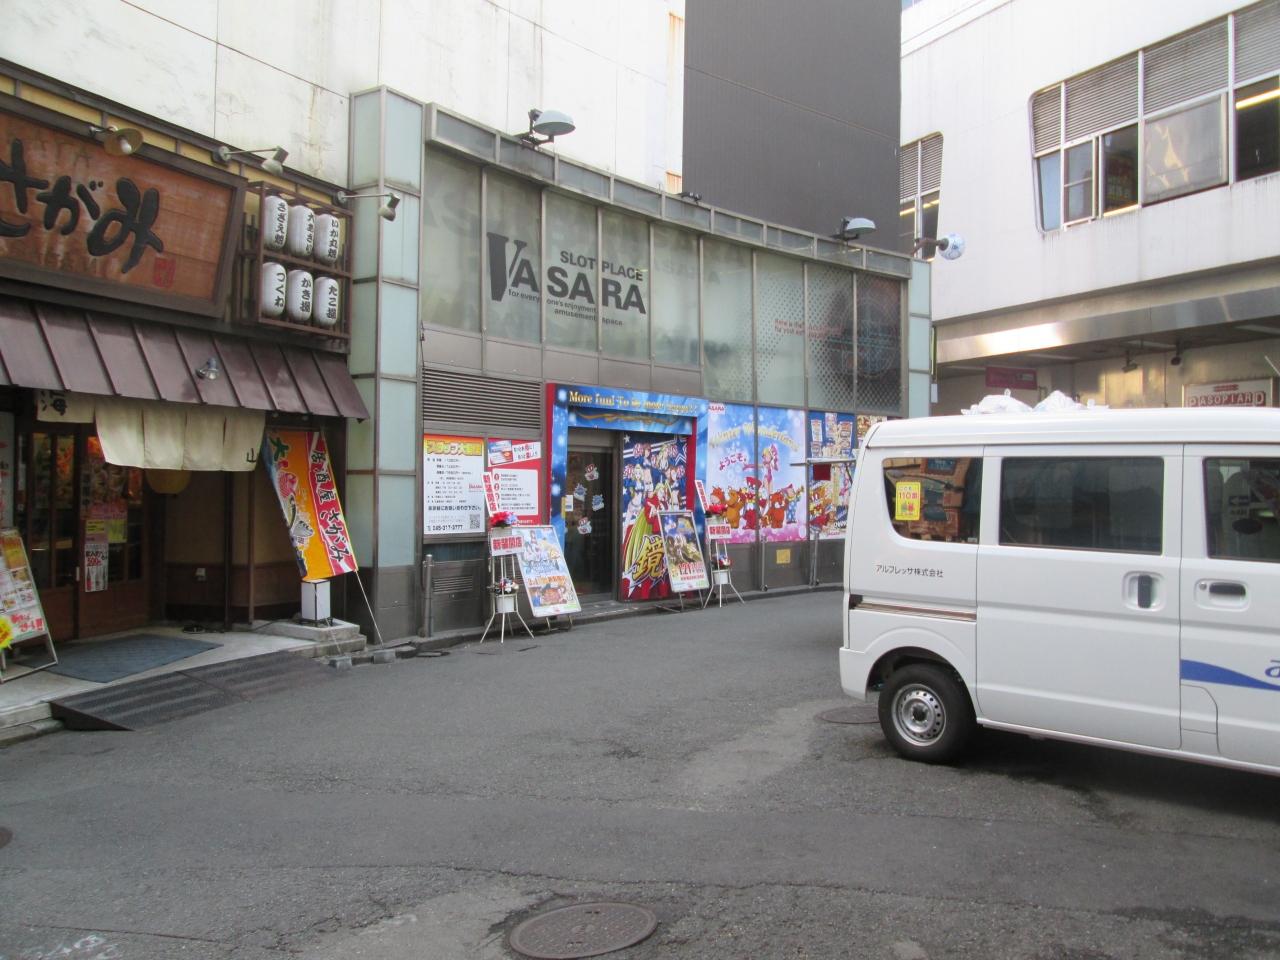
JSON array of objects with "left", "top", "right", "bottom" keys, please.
[{"left": 0, "top": 297, "right": 368, "bottom": 419}]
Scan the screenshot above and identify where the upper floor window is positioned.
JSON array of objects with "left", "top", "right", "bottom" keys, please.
[
  {"left": 1030, "top": 1, "right": 1279, "bottom": 232},
  {"left": 899, "top": 134, "right": 943, "bottom": 255}
]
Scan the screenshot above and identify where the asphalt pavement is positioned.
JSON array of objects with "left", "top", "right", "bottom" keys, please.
[{"left": 2, "top": 592, "right": 1279, "bottom": 959}]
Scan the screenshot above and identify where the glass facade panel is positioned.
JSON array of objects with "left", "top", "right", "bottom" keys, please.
[
  {"left": 702, "top": 240, "right": 754, "bottom": 402},
  {"left": 377, "top": 474, "right": 418, "bottom": 566},
  {"left": 651, "top": 225, "right": 700, "bottom": 366},
  {"left": 385, "top": 94, "right": 423, "bottom": 190},
  {"left": 1143, "top": 97, "right": 1227, "bottom": 203},
  {"left": 807, "top": 264, "right": 855, "bottom": 411},
  {"left": 600, "top": 209, "right": 650, "bottom": 359},
  {"left": 380, "top": 193, "right": 418, "bottom": 284},
  {"left": 545, "top": 191, "right": 598, "bottom": 352},
  {"left": 857, "top": 273, "right": 902, "bottom": 412},
  {"left": 754, "top": 253, "right": 805, "bottom": 406},
  {"left": 1037, "top": 152, "right": 1062, "bottom": 229},
  {"left": 422, "top": 150, "right": 480, "bottom": 332},
  {"left": 1101, "top": 124, "right": 1139, "bottom": 211},
  {"left": 378, "top": 282, "right": 419, "bottom": 377},
  {"left": 1235, "top": 78, "right": 1280, "bottom": 182},
  {"left": 484, "top": 171, "right": 542, "bottom": 342}
]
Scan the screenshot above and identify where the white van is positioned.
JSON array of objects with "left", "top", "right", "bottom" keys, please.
[{"left": 840, "top": 408, "right": 1280, "bottom": 776}]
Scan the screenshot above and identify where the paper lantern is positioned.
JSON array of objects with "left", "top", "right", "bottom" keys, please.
[
  {"left": 286, "top": 204, "right": 315, "bottom": 257},
  {"left": 286, "top": 269, "right": 314, "bottom": 322},
  {"left": 262, "top": 195, "right": 288, "bottom": 251},
  {"left": 146, "top": 469, "right": 192, "bottom": 495},
  {"left": 314, "top": 213, "right": 342, "bottom": 264},
  {"left": 260, "top": 262, "right": 286, "bottom": 317},
  {"left": 314, "top": 276, "right": 340, "bottom": 327}
]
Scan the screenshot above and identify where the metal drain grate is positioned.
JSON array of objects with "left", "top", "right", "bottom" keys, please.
[
  {"left": 0, "top": 827, "right": 12, "bottom": 849},
  {"left": 509, "top": 902, "right": 658, "bottom": 959},
  {"left": 817, "top": 705, "right": 880, "bottom": 725}
]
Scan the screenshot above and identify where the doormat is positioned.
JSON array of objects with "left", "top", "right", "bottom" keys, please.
[{"left": 48, "top": 634, "right": 220, "bottom": 684}]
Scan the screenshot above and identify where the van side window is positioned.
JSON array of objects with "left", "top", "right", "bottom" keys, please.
[
  {"left": 999, "top": 457, "right": 1163, "bottom": 554},
  {"left": 882, "top": 457, "right": 982, "bottom": 543},
  {"left": 1204, "top": 458, "right": 1280, "bottom": 563}
]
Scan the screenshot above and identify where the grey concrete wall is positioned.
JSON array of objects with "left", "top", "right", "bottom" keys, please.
[{"left": 683, "top": 0, "right": 901, "bottom": 246}]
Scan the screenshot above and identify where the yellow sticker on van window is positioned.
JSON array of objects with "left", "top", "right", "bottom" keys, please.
[{"left": 895, "top": 481, "right": 922, "bottom": 521}]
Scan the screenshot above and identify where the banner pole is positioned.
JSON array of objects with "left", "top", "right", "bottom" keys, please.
[{"left": 353, "top": 572, "right": 386, "bottom": 647}]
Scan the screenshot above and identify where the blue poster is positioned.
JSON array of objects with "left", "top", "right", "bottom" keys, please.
[
  {"left": 756, "top": 407, "right": 807, "bottom": 542},
  {"left": 704, "top": 402, "right": 758, "bottom": 544}
]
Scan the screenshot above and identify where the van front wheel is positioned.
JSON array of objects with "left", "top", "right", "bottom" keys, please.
[{"left": 879, "top": 664, "right": 975, "bottom": 764}]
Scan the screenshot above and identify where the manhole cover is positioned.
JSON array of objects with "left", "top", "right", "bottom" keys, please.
[
  {"left": 0, "top": 827, "right": 12, "bottom": 849},
  {"left": 509, "top": 902, "right": 658, "bottom": 959},
  {"left": 817, "top": 705, "right": 879, "bottom": 725}
]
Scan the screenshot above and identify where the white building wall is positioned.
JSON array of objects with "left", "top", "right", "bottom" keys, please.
[
  {"left": 901, "top": 0, "right": 1280, "bottom": 323},
  {"left": 2, "top": 0, "right": 684, "bottom": 188}
]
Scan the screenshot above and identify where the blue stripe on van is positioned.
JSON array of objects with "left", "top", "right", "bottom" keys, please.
[{"left": 1181, "top": 659, "right": 1280, "bottom": 692}]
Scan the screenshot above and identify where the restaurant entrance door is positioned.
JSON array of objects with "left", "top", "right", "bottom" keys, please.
[{"left": 15, "top": 423, "right": 150, "bottom": 640}]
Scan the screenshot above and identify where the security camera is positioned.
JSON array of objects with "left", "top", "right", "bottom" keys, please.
[{"left": 835, "top": 216, "right": 876, "bottom": 241}]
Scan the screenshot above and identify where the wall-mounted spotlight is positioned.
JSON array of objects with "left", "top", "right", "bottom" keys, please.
[
  {"left": 677, "top": 190, "right": 703, "bottom": 204},
  {"left": 212, "top": 145, "right": 288, "bottom": 176},
  {"left": 195, "top": 356, "right": 221, "bottom": 381},
  {"left": 518, "top": 108, "right": 576, "bottom": 147},
  {"left": 912, "top": 232, "right": 966, "bottom": 260},
  {"left": 1122, "top": 350, "right": 1139, "bottom": 374},
  {"left": 88, "top": 123, "right": 143, "bottom": 157},
  {"left": 1169, "top": 342, "right": 1183, "bottom": 367},
  {"left": 834, "top": 216, "right": 877, "bottom": 241},
  {"left": 336, "top": 190, "right": 401, "bottom": 222}
]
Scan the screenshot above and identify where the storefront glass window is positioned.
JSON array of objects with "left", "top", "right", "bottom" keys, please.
[
  {"left": 484, "top": 171, "right": 542, "bottom": 343},
  {"left": 857, "top": 274, "right": 903, "bottom": 412},
  {"left": 754, "top": 253, "right": 805, "bottom": 406},
  {"left": 702, "top": 240, "right": 754, "bottom": 402},
  {"left": 600, "top": 210, "right": 651, "bottom": 360},
  {"left": 545, "top": 191, "right": 598, "bottom": 352},
  {"left": 651, "top": 225, "right": 699, "bottom": 366},
  {"left": 422, "top": 150, "right": 481, "bottom": 333},
  {"left": 807, "top": 264, "right": 856, "bottom": 411}
]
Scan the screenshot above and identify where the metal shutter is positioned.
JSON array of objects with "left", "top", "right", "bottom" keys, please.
[
  {"left": 919, "top": 135, "right": 944, "bottom": 192},
  {"left": 1144, "top": 18, "right": 1228, "bottom": 114},
  {"left": 1032, "top": 86, "right": 1062, "bottom": 154},
  {"left": 1065, "top": 55, "right": 1138, "bottom": 141},
  {"left": 422, "top": 368, "right": 543, "bottom": 433},
  {"left": 1235, "top": 0, "right": 1280, "bottom": 83},
  {"left": 899, "top": 141, "right": 919, "bottom": 201}
]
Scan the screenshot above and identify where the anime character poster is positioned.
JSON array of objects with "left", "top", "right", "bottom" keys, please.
[
  {"left": 704, "top": 402, "right": 757, "bottom": 544},
  {"left": 755, "top": 407, "right": 807, "bottom": 542},
  {"left": 620, "top": 432, "right": 688, "bottom": 599},
  {"left": 808, "top": 411, "right": 857, "bottom": 539},
  {"left": 515, "top": 525, "right": 581, "bottom": 617},
  {"left": 660, "top": 511, "right": 709, "bottom": 593}
]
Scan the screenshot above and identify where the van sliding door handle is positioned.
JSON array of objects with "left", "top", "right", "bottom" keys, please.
[
  {"left": 1208, "top": 581, "right": 1246, "bottom": 598},
  {"left": 1136, "top": 574, "right": 1154, "bottom": 609}
]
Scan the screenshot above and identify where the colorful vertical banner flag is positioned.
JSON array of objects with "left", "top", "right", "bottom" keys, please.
[{"left": 262, "top": 430, "right": 358, "bottom": 581}]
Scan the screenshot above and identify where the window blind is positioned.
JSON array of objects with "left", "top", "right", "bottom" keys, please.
[
  {"left": 422, "top": 367, "right": 543, "bottom": 432},
  {"left": 899, "top": 141, "right": 919, "bottom": 201},
  {"left": 920, "top": 135, "right": 944, "bottom": 192},
  {"left": 1235, "top": 0, "right": 1280, "bottom": 82},
  {"left": 1144, "top": 19, "right": 1228, "bottom": 114},
  {"left": 1065, "top": 55, "right": 1138, "bottom": 141},
  {"left": 1032, "top": 86, "right": 1062, "bottom": 154}
]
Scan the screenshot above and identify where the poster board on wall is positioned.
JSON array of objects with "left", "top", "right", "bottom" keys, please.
[
  {"left": 659, "top": 511, "right": 709, "bottom": 592},
  {"left": 808, "top": 411, "right": 857, "bottom": 539},
  {"left": 486, "top": 438, "right": 542, "bottom": 525},
  {"left": 755, "top": 407, "right": 807, "bottom": 542},
  {"left": 515, "top": 525, "right": 581, "bottom": 618},
  {"left": 423, "top": 435, "right": 486, "bottom": 535}
]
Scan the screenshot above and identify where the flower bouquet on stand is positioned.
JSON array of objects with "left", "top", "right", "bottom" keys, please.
[{"left": 490, "top": 510, "right": 518, "bottom": 528}]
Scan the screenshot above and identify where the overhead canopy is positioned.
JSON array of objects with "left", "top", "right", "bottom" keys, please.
[{"left": 0, "top": 297, "right": 368, "bottom": 420}]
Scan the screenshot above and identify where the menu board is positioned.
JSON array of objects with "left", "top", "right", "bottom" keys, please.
[
  {"left": 659, "top": 511, "right": 709, "bottom": 592},
  {"left": 423, "top": 434, "right": 486, "bottom": 536},
  {"left": 0, "top": 529, "right": 49, "bottom": 649},
  {"left": 515, "top": 526, "right": 581, "bottom": 618}
]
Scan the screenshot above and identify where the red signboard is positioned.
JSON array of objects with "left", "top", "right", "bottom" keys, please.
[
  {"left": 0, "top": 102, "right": 244, "bottom": 316},
  {"left": 985, "top": 366, "right": 1038, "bottom": 391}
]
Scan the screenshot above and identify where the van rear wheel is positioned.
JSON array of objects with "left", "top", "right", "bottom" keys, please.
[{"left": 878, "top": 663, "right": 975, "bottom": 764}]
